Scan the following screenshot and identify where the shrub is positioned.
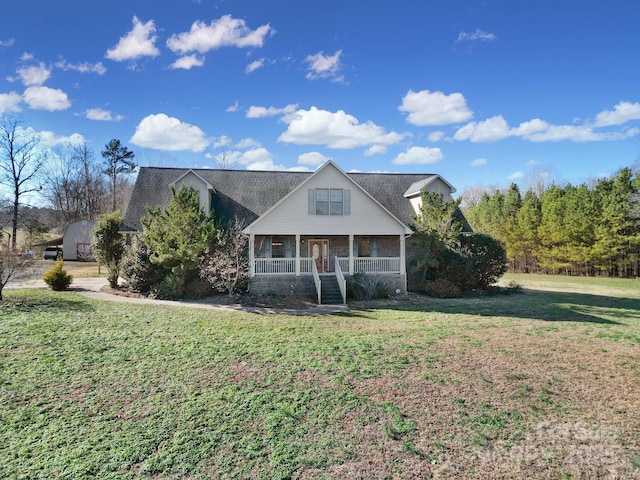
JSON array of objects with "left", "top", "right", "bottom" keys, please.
[
  {"left": 424, "top": 278, "right": 462, "bottom": 298},
  {"left": 415, "top": 232, "right": 508, "bottom": 296},
  {"left": 199, "top": 217, "right": 248, "bottom": 296},
  {"left": 92, "top": 211, "right": 125, "bottom": 288},
  {"left": 43, "top": 260, "right": 73, "bottom": 291},
  {"left": 347, "top": 272, "right": 390, "bottom": 300},
  {"left": 149, "top": 273, "right": 183, "bottom": 300},
  {"left": 120, "top": 235, "right": 166, "bottom": 294},
  {"left": 428, "top": 247, "right": 473, "bottom": 291},
  {"left": 456, "top": 233, "right": 508, "bottom": 290}
]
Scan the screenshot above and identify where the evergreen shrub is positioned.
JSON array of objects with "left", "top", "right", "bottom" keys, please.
[{"left": 43, "top": 260, "right": 73, "bottom": 291}]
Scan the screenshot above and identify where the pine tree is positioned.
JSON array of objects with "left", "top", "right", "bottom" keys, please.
[{"left": 142, "top": 185, "right": 216, "bottom": 297}]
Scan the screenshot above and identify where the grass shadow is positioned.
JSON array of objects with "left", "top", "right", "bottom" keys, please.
[
  {"left": 1, "top": 290, "right": 95, "bottom": 315},
  {"left": 346, "top": 289, "right": 640, "bottom": 325}
]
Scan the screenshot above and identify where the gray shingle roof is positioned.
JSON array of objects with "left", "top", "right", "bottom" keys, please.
[{"left": 123, "top": 167, "right": 469, "bottom": 232}]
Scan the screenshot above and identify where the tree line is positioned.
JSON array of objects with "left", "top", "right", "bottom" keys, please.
[{"left": 462, "top": 166, "right": 640, "bottom": 277}]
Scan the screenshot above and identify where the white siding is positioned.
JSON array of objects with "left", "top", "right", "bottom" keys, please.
[
  {"left": 408, "top": 177, "right": 454, "bottom": 216},
  {"left": 174, "top": 171, "right": 210, "bottom": 214},
  {"left": 62, "top": 220, "right": 96, "bottom": 260},
  {"left": 250, "top": 163, "right": 407, "bottom": 235}
]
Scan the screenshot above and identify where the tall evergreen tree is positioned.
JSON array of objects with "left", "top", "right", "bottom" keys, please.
[
  {"left": 101, "top": 139, "right": 136, "bottom": 212},
  {"left": 142, "top": 185, "right": 217, "bottom": 297}
]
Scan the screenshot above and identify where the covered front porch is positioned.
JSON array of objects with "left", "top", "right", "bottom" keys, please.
[
  {"left": 248, "top": 234, "right": 407, "bottom": 277},
  {"left": 247, "top": 234, "right": 407, "bottom": 304}
]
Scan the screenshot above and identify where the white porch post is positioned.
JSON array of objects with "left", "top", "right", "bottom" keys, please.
[
  {"left": 400, "top": 234, "right": 406, "bottom": 275},
  {"left": 295, "top": 234, "right": 300, "bottom": 276},
  {"left": 249, "top": 233, "right": 255, "bottom": 278},
  {"left": 349, "top": 234, "right": 354, "bottom": 275}
]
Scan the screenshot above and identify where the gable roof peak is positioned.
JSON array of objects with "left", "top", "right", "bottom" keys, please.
[
  {"left": 403, "top": 175, "right": 456, "bottom": 198},
  {"left": 172, "top": 169, "right": 215, "bottom": 192}
]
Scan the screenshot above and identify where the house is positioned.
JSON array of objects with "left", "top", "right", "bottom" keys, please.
[{"left": 123, "top": 161, "right": 467, "bottom": 303}]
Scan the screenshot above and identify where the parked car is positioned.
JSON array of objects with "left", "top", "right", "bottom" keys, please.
[
  {"left": 43, "top": 247, "right": 62, "bottom": 260},
  {"left": 19, "top": 250, "right": 35, "bottom": 259}
]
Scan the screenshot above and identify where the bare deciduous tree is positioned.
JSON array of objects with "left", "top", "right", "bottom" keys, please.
[
  {"left": 0, "top": 246, "right": 34, "bottom": 300},
  {"left": 44, "top": 143, "right": 107, "bottom": 224},
  {"left": 0, "top": 117, "right": 46, "bottom": 249},
  {"left": 199, "top": 216, "right": 249, "bottom": 296}
]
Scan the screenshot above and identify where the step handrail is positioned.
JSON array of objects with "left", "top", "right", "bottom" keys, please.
[{"left": 334, "top": 256, "right": 347, "bottom": 304}]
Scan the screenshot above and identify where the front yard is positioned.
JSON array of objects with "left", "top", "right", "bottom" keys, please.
[{"left": 1, "top": 275, "right": 639, "bottom": 479}]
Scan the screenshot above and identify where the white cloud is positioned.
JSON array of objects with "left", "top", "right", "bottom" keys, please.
[
  {"left": 470, "top": 158, "right": 487, "bottom": 167},
  {"left": 0, "top": 92, "right": 22, "bottom": 113},
  {"left": 236, "top": 137, "right": 261, "bottom": 149},
  {"left": 399, "top": 90, "right": 473, "bottom": 126},
  {"left": 23, "top": 86, "right": 70, "bottom": 111},
  {"left": 304, "top": 50, "right": 343, "bottom": 82},
  {"left": 245, "top": 58, "right": 264, "bottom": 73},
  {"left": 452, "top": 101, "right": 640, "bottom": 144},
  {"left": 221, "top": 147, "right": 274, "bottom": 169},
  {"left": 428, "top": 131, "right": 445, "bottom": 142},
  {"left": 130, "top": 113, "right": 210, "bottom": 152},
  {"left": 17, "top": 63, "right": 51, "bottom": 86},
  {"left": 364, "top": 145, "right": 387, "bottom": 156},
  {"left": 226, "top": 100, "right": 240, "bottom": 113},
  {"left": 55, "top": 59, "right": 106, "bottom": 75},
  {"left": 85, "top": 108, "right": 123, "bottom": 121},
  {"left": 298, "top": 151, "right": 330, "bottom": 166},
  {"left": 278, "top": 106, "right": 406, "bottom": 149},
  {"left": 0, "top": 38, "right": 15, "bottom": 47},
  {"left": 456, "top": 28, "right": 496, "bottom": 42},
  {"left": 21, "top": 126, "right": 85, "bottom": 147},
  {"left": 392, "top": 146, "right": 443, "bottom": 165},
  {"left": 166, "top": 15, "right": 273, "bottom": 54},
  {"left": 105, "top": 16, "right": 160, "bottom": 62},
  {"left": 168, "top": 54, "right": 205, "bottom": 70},
  {"left": 454, "top": 115, "right": 511, "bottom": 142},
  {"left": 508, "top": 171, "right": 524, "bottom": 180},
  {"left": 246, "top": 103, "right": 298, "bottom": 118},
  {"left": 213, "top": 135, "right": 233, "bottom": 148},
  {"left": 511, "top": 118, "right": 549, "bottom": 137},
  {"left": 594, "top": 101, "right": 640, "bottom": 127},
  {"left": 525, "top": 124, "right": 639, "bottom": 142}
]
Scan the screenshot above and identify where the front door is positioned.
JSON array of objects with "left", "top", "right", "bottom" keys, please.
[{"left": 309, "top": 239, "right": 329, "bottom": 272}]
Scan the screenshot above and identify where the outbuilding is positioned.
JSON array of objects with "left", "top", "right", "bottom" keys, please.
[{"left": 62, "top": 219, "right": 95, "bottom": 261}]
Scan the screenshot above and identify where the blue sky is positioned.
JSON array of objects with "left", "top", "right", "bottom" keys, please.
[{"left": 1, "top": 0, "right": 639, "bottom": 197}]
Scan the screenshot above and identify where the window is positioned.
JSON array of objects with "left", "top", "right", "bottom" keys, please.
[
  {"left": 357, "top": 237, "right": 370, "bottom": 257},
  {"left": 309, "top": 188, "right": 350, "bottom": 216},
  {"left": 330, "top": 189, "right": 343, "bottom": 215},
  {"left": 357, "top": 237, "right": 378, "bottom": 257},
  {"left": 271, "top": 240, "right": 284, "bottom": 258},
  {"left": 315, "top": 189, "right": 329, "bottom": 215}
]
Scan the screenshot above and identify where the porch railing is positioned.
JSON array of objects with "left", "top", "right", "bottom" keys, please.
[
  {"left": 254, "top": 258, "right": 295, "bottom": 274},
  {"left": 337, "top": 257, "right": 401, "bottom": 274},
  {"left": 254, "top": 257, "right": 315, "bottom": 274},
  {"left": 253, "top": 256, "right": 401, "bottom": 275}
]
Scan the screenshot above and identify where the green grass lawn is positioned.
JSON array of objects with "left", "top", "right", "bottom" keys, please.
[{"left": 1, "top": 277, "right": 639, "bottom": 479}]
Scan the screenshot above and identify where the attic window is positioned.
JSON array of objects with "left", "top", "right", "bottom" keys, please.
[{"left": 308, "top": 188, "right": 350, "bottom": 216}]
